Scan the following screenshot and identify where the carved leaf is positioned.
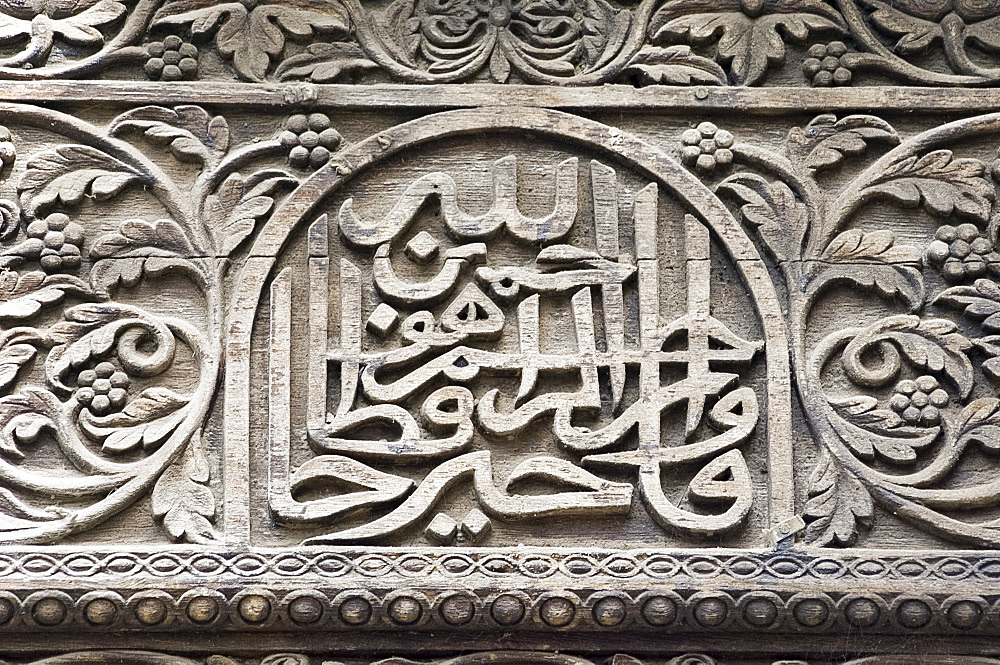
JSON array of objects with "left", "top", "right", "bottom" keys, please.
[
  {"left": 666, "top": 656, "right": 716, "bottom": 665},
  {"left": 205, "top": 170, "right": 294, "bottom": 255},
  {"left": 110, "top": 105, "right": 230, "bottom": 162},
  {"left": 376, "top": 0, "right": 420, "bottom": 66},
  {"left": 0, "top": 271, "right": 93, "bottom": 321},
  {"left": 151, "top": 433, "right": 218, "bottom": 544},
  {"left": 854, "top": 316, "right": 975, "bottom": 399},
  {"left": 976, "top": 335, "right": 1000, "bottom": 380},
  {"left": 610, "top": 656, "right": 644, "bottom": 665},
  {"left": 829, "top": 396, "right": 939, "bottom": 463},
  {"left": 790, "top": 114, "right": 900, "bottom": 172},
  {"left": 0, "top": 13, "right": 31, "bottom": 42},
  {"left": 579, "top": 0, "right": 631, "bottom": 70},
  {"left": 718, "top": 173, "right": 808, "bottom": 263},
  {"left": 936, "top": 278, "right": 1000, "bottom": 331},
  {"left": 803, "top": 451, "right": 873, "bottom": 546},
  {"left": 90, "top": 256, "right": 192, "bottom": 299},
  {"left": 79, "top": 387, "right": 189, "bottom": 453},
  {"left": 0, "top": 344, "right": 35, "bottom": 394},
  {"left": 622, "top": 46, "right": 727, "bottom": 85},
  {"left": 51, "top": 0, "right": 126, "bottom": 44},
  {"left": 897, "top": 320, "right": 975, "bottom": 397},
  {"left": 489, "top": 49, "right": 511, "bottom": 83},
  {"left": 956, "top": 398, "right": 1000, "bottom": 452},
  {"left": 0, "top": 388, "right": 56, "bottom": 461},
  {"left": 652, "top": 4, "right": 846, "bottom": 85},
  {"left": 821, "top": 229, "right": 921, "bottom": 264},
  {"left": 811, "top": 230, "right": 924, "bottom": 307},
  {"left": 90, "top": 218, "right": 195, "bottom": 259},
  {"left": 275, "top": 42, "right": 379, "bottom": 82},
  {"left": 155, "top": 2, "right": 349, "bottom": 81},
  {"left": 864, "top": 0, "right": 942, "bottom": 54},
  {"left": 966, "top": 17, "right": 1000, "bottom": 51},
  {"left": 0, "top": 486, "right": 65, "bottom": 527},
  {"left": 863, "top": 150, "right": 995, "bottom": 222},
  {"left": 18, "top": 145, "right": 142, "bottom": 215}
]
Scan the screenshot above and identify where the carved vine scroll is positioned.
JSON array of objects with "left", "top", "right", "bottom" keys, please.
[
  {"left": 3, "top": 0, "right": 1000, "bottom": 86},
  {"left": 0, "top": 102, "right": 302, "bottom": 544}
]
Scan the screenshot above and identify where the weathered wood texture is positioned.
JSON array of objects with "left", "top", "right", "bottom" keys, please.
[{"left": 3, "top": 1, "right": 1000, "bottom": 663}]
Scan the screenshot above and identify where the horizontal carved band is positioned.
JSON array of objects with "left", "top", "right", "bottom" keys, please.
[
  {"left": 2, "top": 652, "right": 993, "bottom": 665},
  {"left": 0, "top": 581, "right": 992, "bottom": 634},
  {"left": 2, "top": 0, "right": 1000, "bottom": 86}
]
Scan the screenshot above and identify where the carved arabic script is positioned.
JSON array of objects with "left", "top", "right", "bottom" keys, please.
[{"left": 267, "top": 154, "right": 764, "bottom": 543}]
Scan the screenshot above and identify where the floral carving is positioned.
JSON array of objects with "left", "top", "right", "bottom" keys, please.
[
  {"left": 0, "top": 103, "right": 301, "bottom": 543},
  {"left": 152, "top": 0, "right": 352, "bottom": 82},
  {"left": 370, "top": 0, "right": 634, "bottom": 83},
  {"left": 649, "top": 0, "right": 848, "bottom": 85},
  {"left": 2, "top": 0, "right": 1000, "bottom": 85},
  {"left": 705, "top": 109, "right": 1000, "bottom": 547}
]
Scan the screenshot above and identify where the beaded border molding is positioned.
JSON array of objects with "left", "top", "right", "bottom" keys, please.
[{"left": 0, "top": 548, "right": 996, "bottom": 635}]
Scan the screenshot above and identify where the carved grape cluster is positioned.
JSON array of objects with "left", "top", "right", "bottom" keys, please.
[
  {"left": 281, "top": 113, "right": 342, "bottom": 169},
  {"left": 680, "top": 122, "right": 734, "bottom": 174},
  {"left": 144, "top": 36, "right": 198, "bottom": 81},
  {"left": 0, "top": 126, "right": 14, "bottom": 171},
  {"left": 24, "top": 213, "right": 84, "bottom": 273},
  {"left": 803, "top": 42, "right": 852, "bottom": 87},
  {"left": 76, "top": 362, "right": 130, "bottom": 416},
  {"left": 926, "top": 223, "right": 1000, "bottom": 282},
  {"left": 889, "top": 376, "right": 948, "bottom": 426}
]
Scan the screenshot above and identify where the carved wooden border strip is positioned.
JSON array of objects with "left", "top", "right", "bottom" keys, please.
[
  {"left": 5, "top": 0, "right": 1000, "bottom": 88},
  {"left": 2, "top": 82, "right": 1000, "bottom": 111}
]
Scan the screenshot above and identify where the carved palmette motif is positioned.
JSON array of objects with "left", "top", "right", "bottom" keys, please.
[{"left": 4, "top": 0, "right": 1000, "bottom": 86}]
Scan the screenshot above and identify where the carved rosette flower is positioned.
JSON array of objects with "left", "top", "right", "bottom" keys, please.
[
  {"left": 803, "top": 41, "right": 853, "bottom": 86},
  {"left": 144, "top": 35, "right": 199, "bottom": 81},
  {"left": 75, "top": 362, "right": 130, "bottom": 416},
  {"left": 680, "top": 122, "right": 735, "bottom": 174},
  {"left": 24, "top": 212, "right": 84, "bottom": 273},
  {"left": 280, "top": 113, "right": 341, "bottom": 169},
  {"left": 889, "top": 375, "right": 949, "bottom": 426}
]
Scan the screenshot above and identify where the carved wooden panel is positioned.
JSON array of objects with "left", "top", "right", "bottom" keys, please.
[{"left": 3, "top": 1, "right": 1000, "bottom": 663}]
